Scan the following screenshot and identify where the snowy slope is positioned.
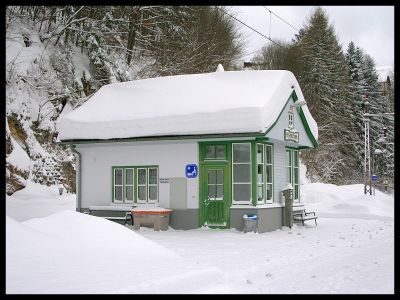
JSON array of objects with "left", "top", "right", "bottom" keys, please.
[
  {"left": 58, "top": 70, "right": 318, "bottom": 141},
  {"left": 6, "top": 181, "right": 393, "bottom": 293}
]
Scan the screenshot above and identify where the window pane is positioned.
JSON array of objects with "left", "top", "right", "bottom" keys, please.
[
  {"left": 216, "top": 185, "right": 223, "bottom": 199},
  {"left": 233, "top": 144, "right": 250, "bottom": 163},
  {"left": 294, "top": 151, "right": 299, "bottom": 167},
  {"left": 287, "top": 167, "right": 292, "bottom": 184},
  {"left": 115, "top": 186, "right": 122, "bottom": 201},
  {"left": 265, "top": 146, "right": 272, "bottom": 164},
  {"left": 216, "top": 145, "right": 226, "bottom": 159},
  {"left": 208, "top": 170, "right": 216, "bottom": 185},
  {"left": 266, "top": 165, "right": 272, "bottom": 184},
  {"left": 125, "top": 169, "right": 133, "bottom": 185},
  {"left": 294, "top": 167, "right": 299, "bottom": 184},
  {"left": 294, "top": 185, "right": 299, "bottom": 199},
  {"left": 138, "top": 169, "right": 147, "bottom": 185},
  {"left": 138, "top": 186, "right": 146, "bottom": 201},
  {"left": 149, "top": 168, "right": 158, "bottom": 184},
  {"left": 286, "top": 151, "right": 291, "bottom": 167},
  {"left": 233, "top": 164, "right": 251, "bottom": 182},
  {"left": 266, "top": 184, "right": 273, "bottom": 200},
  {"left": 206, "top": 145, "right": 215, "bottom": 159},
  {"left": 216, "top": 170, "right": 223, "bottom": 184},
  {"left": 125, "top": 186, "right": 133, "bottom": 201},
  {"left": 233, "top": 184, "right": 251, "bottom": 201},
  {"left": 257, "top": 185, "right": 263, "bottom": 201},
  {"left": 115, "top": 169, "right": 122, "bottom": 185},
  {"left": 149, "top": 186, "right": 158, "bottom": 200},
  {"left": 257, "top": 144, "right": 263, "bottom": 163},
  {"left": 257, "top": 164, "right": 263, "bottom": 183},
  {"left": 208, "top": 185, "right": 216, "bottom": 200}
]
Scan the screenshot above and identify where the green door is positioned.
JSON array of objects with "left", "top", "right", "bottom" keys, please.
[{"left": 201, "top": 165, "right": 229, "bottom": 228}]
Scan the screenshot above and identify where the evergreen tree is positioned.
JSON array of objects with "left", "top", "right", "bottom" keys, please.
[{"left": 291, "top": 7, "right": 357, "bottom": 184}]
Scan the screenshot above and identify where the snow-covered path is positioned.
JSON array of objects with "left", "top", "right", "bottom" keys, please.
[
  {"left": 6, "top": 182, "right": 394, "bottom": 294},
  {"left": 137, "top": 217, "right": 394, "bottom": 293}
]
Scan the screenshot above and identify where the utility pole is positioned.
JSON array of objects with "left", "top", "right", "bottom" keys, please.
[
  {"left": 363, "top": 95, "right": 372, "bottom": 195},
  {"left": 363, "top": 94, "right": 394, "bottom": 195}
]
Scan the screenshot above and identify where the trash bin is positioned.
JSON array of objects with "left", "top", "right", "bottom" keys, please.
[{"left": 243, "top": 214, "right": 258, "bottom": 233}]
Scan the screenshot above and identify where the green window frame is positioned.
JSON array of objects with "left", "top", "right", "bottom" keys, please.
[
  {"left": 285, "top": 148, "right": 300, "bottom": 202},
  {"left": 204, "top": 144, "right": 227, "bottom": 160},
  {"left": 124, "top": 168, "right": 134, "bottom": 203},
  {"left": 265, "top": 144, "right": 274, "bottom": 204},
  {"left": 112, "top": 166, "right": 158, "bottom": 204},
  {"left": 232, "top": 142, "right": 252, "bottom": 204},
  {"left": 256, "top": 143, "right": 274, "bottom": 204}
]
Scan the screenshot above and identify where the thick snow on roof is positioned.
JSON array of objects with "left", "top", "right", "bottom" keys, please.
[{"left": 58, "top": 70, "right": 318, "bottom": 142}]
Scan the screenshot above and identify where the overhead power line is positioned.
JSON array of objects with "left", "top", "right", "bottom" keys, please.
[
  {"left": 215, "top": 6, "right": 287, "bottom": 50},
  {"left": 263, "top": 6, "right": 300, "bottom": 33}
]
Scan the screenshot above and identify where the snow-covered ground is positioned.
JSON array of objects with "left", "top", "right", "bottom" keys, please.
[{"left": 6, "top": 182, "right": 394, "bottom": 294}]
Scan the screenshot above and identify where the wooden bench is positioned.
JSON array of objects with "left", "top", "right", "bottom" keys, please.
[
  {"left": 87, "top": 206, "right": 134, "bottom": 226},
  {"left": 293, "top": 210, "right": 318, "bottom": 226}
]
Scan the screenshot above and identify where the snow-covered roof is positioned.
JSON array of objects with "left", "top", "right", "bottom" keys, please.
[{"left": 58, "top": 70, "right": 318, "bottom": 143}]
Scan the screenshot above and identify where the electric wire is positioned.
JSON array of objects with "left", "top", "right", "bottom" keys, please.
[{"left": 215, "top": 6, "right": 287, "bottom": 50}]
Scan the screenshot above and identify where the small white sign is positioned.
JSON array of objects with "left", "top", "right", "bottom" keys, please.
[
  {"left": 284, "top": 129, "right": 299, "bottom": 143},
  {"left": 159, "top": 178, "right": 170, "bottom": 184}
]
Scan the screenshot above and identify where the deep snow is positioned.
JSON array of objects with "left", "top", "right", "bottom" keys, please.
[
  {"left": 58, "top": 70, "right": 318, "bottom": 141},
  {"left": 6, "top": 182, "right": 394, "bottom": 294}
]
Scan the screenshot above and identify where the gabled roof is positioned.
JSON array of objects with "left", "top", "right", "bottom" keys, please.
[{"left": 58, "top": 70, "right": 318, "bottom": 143}]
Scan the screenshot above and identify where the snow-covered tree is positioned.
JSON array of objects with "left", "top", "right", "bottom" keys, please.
[{"left": 291, "top": 7, "right": 357, "bottom": 184}]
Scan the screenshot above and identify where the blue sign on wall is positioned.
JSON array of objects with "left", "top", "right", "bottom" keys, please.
[
  {"left": 371, "top": 175, "right": 379, "bottom": 181},
  {"left": 186, "top": 164, "right": 198, "bottom": 178}
]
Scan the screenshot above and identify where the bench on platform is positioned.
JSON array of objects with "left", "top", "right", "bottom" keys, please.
[
  {"left": 293, "top": 210, "right": 318, "bottom": 226},
  {"left": 87, "top": 206, "right": 134, "bottom": 225}
]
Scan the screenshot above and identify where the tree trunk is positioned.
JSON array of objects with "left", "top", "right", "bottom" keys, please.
[{"left": 126, "top": 6, "right": 139, "bottom": 66}]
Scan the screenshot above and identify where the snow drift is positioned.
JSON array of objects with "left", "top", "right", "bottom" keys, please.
[{"left": 58, "top": 70, "right": 318, "bottom": 141}]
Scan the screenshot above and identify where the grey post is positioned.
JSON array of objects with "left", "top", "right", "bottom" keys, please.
[{"left": 282, "top": 184, "right": 293, "bottom": 228}]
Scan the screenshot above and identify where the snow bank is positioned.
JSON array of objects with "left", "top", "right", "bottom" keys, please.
[
  {"left": 301, "top": 183, "right": 394, "bottom": 220},
  {"left": 58, "top": 70, "right": 318, "bottom": 142},
  {"left": 6, "top": 210, "right": 227, "bottom": 294},
  {"left": 6, "top": 182, "right": 76, "bottom": 222}
]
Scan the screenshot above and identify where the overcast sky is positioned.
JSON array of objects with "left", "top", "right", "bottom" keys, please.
[{"left": 230, "top": 6, "right": 394, "bottom": 68}]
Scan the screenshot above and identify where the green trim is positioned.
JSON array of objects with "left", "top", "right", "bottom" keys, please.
[
  {"left": 264, "top": 90, "right": 318, "bottom": 148},
  {"left": 251, "top": 141, "right": 257, "bottom": 206},
  {"left": 264, "top": 142, "right": 274, "bottom": 204},
  {"left": 199, "top": 142, "right": 232, "bottom": 228},
  {"left": 231, "top": 142, "right": 253, "bottom": 205},
  {"left": 58, "top": 132, "right": 265, "bottom": 145},
  {"left": 200, "top": 163, "right": 230, "bottom": 228},
  {"left": 285, "top": 148, "right": 300, "bottom": 202},
  {"left": 254, "top": 142, "right": 274, "bottom": 205}
]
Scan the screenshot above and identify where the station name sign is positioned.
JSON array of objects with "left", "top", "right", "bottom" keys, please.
[{"left": 284, "top": 129, "right": 299, "bottom": 143}]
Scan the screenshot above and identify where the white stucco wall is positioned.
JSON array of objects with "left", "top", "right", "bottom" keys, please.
[{"left": 76, "top": 140, "right": 199, "bottom": 209}]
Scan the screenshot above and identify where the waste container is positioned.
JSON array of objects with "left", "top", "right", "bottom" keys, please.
[{"left": 243, "top": 214, "right": 258, "bottom": 233}]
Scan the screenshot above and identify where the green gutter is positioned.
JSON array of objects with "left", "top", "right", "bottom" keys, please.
[
  {"left": 69, "top": 144, "right": 81, "bottom": 212},
  {"left": 57, "top": 132, "right": 266, "bottom": 145}
]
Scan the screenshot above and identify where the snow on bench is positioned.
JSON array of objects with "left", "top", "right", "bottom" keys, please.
[
  {"left": 293, "top": 210, "right": 318, "bottom": 226},
  {"left": 88, "top": 205, "right": 135, "bottom": 212}
]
